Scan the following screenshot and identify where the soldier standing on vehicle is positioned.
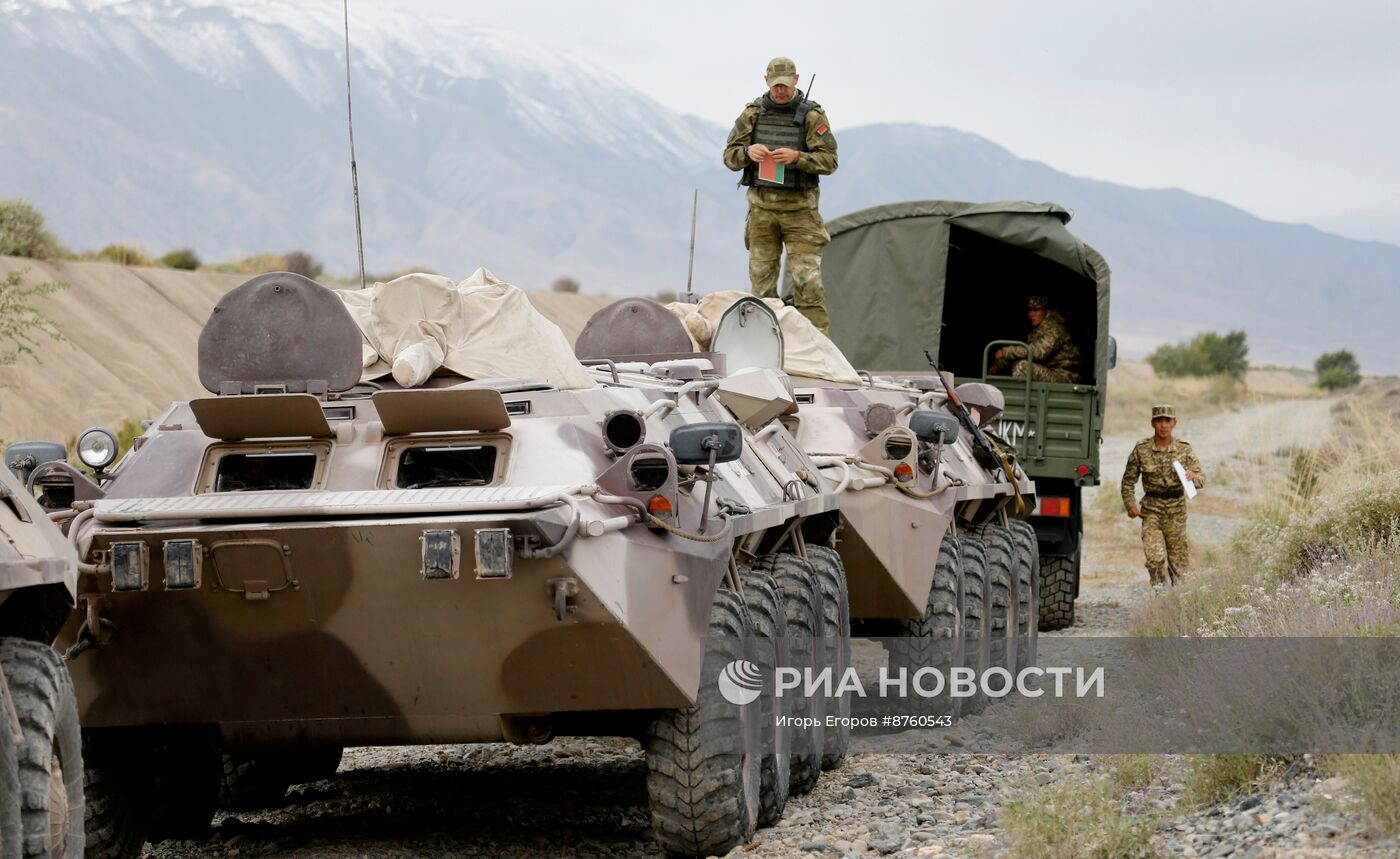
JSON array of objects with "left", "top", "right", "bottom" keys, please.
[
  {"left": 991, "top": 295, "right": 1082, "bottom": 383},
  {"left": 1120, "top": 404, "right": 1205, "bottom": 587},
  {"left": 723, "top": 56, "right": 838, "bottom": 333}
]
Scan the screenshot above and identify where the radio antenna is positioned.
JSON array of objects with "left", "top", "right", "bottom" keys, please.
[
  {"left": 684, "top": 189, "right": 698, "bottom": 305},
  {"left": 342, "top": 0, "right": 367, "bottom": 290}
]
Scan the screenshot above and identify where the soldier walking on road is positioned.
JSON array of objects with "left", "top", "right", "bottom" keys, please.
[
  {"left": 723, "top": 56, "right": 838, "bottom": 333},
  {"left": 1121, "top": 404, "right": 1205, "bottom": 587}
]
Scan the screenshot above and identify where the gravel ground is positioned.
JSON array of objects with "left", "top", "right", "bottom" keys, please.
[{"left": 144, "top": 396, "right": 1398, "bottom": 858}]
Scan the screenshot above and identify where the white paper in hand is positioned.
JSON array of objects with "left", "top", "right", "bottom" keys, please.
[{"left": 1173, "top": 460, "right": 1198, "bottom": 500}]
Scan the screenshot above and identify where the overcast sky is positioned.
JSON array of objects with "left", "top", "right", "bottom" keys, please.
[{"left": 405, "top": 0, "right": 1400, "bottom": 247}]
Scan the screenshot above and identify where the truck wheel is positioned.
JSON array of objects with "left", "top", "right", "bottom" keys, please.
[
  {"left": 806, "top": 546, "right": 850, "bottom": 771},
  {"left": 0, "top": 638, "right": 83, "bottom": 859},
  {"left": 219, "top": 753, "right": 294, "bottom": 810},
  {"left": 1039, "top": 550, "right": 1078, "bottom": 631},
  {"left": 645, "top": 587, "right": 760, "bottom": 857},
  {"left": 759, "top": 554, "right": 824, "bottom": 796},
  {"left": 1007, "top": 520, "right": 1040, "bottom": 666},
  {"left": 81, "top": 744, "right": 149, "bottom": 859},
  {"left": 970, "top": 525, "right": 1016, "bottom": 682},
  {"left": 2, "top": 677, "right": 23, "bottom": 859},
  {"left": 958, "top": 535, "right": 990, "bottom": 715},
  {"left": 740, "top": 564, "right": 790, "bottom": 828},
  {"left": 886, "top": 536, "right": 962, "bottom": 720}
]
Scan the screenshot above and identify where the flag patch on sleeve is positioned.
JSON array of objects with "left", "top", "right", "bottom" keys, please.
[{"left": 816, "top": 124, "right": 829, "bottom": 135}]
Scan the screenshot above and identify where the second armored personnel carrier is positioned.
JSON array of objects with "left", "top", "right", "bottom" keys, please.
[
  {"left": 29, "top": 271, "right": 848, "bottom": 858},
  {"left": 2, "top": 439, "right": 85, "bottom": 857}
]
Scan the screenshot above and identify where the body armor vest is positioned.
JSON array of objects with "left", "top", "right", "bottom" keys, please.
[{"left": 741, "top": 95, "right": 820, "bottom": 191}]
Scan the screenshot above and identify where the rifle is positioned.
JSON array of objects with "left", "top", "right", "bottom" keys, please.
[
  {"left": 926, "top": 351, "right": 1028, "bottom": 514},
  {"left": 684, "top": 189, "right": 698, "bottom": 305}
]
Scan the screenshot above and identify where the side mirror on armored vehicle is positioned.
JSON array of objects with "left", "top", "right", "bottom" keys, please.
[
  {"left": 910, "top": 411, "right": 960, "bottom": 445},
  {"left": 669, "top": 422, "right": 743, "bottom": 466},
  {"left": 5, "top": 441, "right": 68, "bottom": 482},
  {"left": 1108, "top": 335, "right": 1118, "bottom": 370}
]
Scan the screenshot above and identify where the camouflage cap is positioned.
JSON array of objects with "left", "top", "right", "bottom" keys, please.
[
  {"left": 765, "top": 57, "right": 798, "bottom": 87},
  {"left": 1027, "top": 295, "right": 1050, "bottom": 310},
  {"left": 1151, "top": 404, "right": 1177, "bottom": 419}
]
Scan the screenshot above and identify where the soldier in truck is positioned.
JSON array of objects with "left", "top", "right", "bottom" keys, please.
[{"left": 990, "top": 295, "right": 1082, "bottom": 383}]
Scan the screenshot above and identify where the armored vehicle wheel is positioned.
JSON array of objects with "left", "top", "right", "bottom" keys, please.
[
  {"left": 0, "top": 638, "right": 83, "bottom": 859},
  {"left": 645, "top": 587, "right": 761, "bottom": 857},
  {"left": 970, "top": 524, "right": 1015, "bottom": 679},
  {"left": 1039, "top": 550, "right": 1078, "bottom": 631},
  {"left": 807, "top": 547, "right": 851, "bottom": 771},
  {"left": 740, "top": 565, "right": 790, "bottom": 828},
  {"left": 2, "top": 678, "right": 24, "bottom": 859},
  {"left": 218, "top": 753, "right": 294, "bottom": 811},
  {"left": 759, "top": 554, "right": 824, "bottom": 797},
  {"left": 81, "top": 751, "right": 148, "bottom": 859},
  {"left": 1008, "top": 520, "right": 1040, "bottom": 668},
  {"left": 957, "top": 535, "right": 990, "bottom": 716},
  {"left": 886, "top": 536, "right": 962, "bottom": 721}
]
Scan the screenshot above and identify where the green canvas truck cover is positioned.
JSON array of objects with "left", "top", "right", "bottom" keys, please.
[{"left": 821, "top": 200, "right": 1111, "bottom": 387}]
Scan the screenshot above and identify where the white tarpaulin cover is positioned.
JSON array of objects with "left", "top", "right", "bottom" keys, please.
[
  {"left": 667, "top": 291, "right": 862, "bottom": 385},
  {"left": 335, "top": 269, "right": 596, "bottom": 390}
]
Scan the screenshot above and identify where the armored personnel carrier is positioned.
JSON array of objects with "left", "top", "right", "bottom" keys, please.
[
  {"left": 576, "top": 294, "right": 1039, "bottom": 733},
  {"left": 2, "top": 438, "right": 86, "bottom": 857},
  {"left": 27, "top": 272, "right": 845, "bottom": 858}
]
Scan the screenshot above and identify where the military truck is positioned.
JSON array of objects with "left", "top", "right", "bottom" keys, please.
[
  {"left": 30, "top": 272, "right": 846, "bottom": 858},
  {"left": 820, "top": 201, "right": 1114, "bottom": 630},
  {"left": 576, "top": 294, "right": 1039, "bottom": 728},
  {"left": 2, "top": 438, "right": 87, "bottom": 857}
]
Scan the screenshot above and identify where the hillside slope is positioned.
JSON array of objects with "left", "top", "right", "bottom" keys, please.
[{"left": 0, "top": 257, "right": 611, "bottom": 442}]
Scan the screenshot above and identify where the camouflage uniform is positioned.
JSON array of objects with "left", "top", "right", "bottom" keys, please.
[
  {"left": 997, "top": 308, "right": 1082, "bottom": 383},
  {"left": 1120, "top": 418, "right": 1205, "bottom": 586},
  {"left": 723, "top": 65, "right": 838, "bottom": 334}
]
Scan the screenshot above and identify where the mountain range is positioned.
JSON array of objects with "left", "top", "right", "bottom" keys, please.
[{"left": 2, "top": 0, "right": 1397, "bottom": 371}]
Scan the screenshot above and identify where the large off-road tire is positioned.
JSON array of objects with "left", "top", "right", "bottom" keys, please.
[
  {"left": 958, "top": 534, "right": 990, "bottom": 715},
  {"left": 886, "top": 536, "right": 963, "bottom": 720},
  {"left": 1039, "top": 549, "right": 1078, "bottom": 631},
  {"left": 0, "top": 638, "right": 83, "bottom": 858},
  {"left": 219, "top": 753, "right": 293, "bottom": 811},
  {"left": 2, "top": 678, "right": 25, "bottom": 859},
  {"left": 1008, "top": 520, "right": 1040, "bottom": 668},
  {"left": 741, "top": 564, "right": 790, "bottom": 828},
  {"left": 970, "top": 524, "right": 1016, "bottom": 678},
  {"left": 807, "top": 546, "right": 851, "bottom": 771},
  {"left": 759, "top": 554, "right": 824, "bottom": 796},
  {"left": 645, "top": 588, "right": 760, "bottom": 857},
  {"left": 81, "top": 747, "right": 148, "bottom": 859}
]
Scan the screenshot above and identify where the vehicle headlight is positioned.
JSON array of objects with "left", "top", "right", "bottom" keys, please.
[{"left": 77, "top": 427, "right": 119, "bottom": 470}]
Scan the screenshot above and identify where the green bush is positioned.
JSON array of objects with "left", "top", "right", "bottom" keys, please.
[
  {"left": 551, "top": 277, "right": 581, "bottom": 294},
  {"left": 282, "top": 250, "right": 324, "bottom": 280},
  {"left": 1148, "top": 330, "right": 1248, "bottom": 379},
  {"left": 158, "top": 248, "right": 201, "bottom": 270},
  {"left": 0, "top": 269, "right": 66, "bottom": 365},
  {"left": 1315, "top": 350, "right": 1361, "bottom": 390},
  {"left": 95, "top": 244, "right": 152, "bottom": 266},
  {"left": 0, "top": 199, "right": 65, "bottom": 259}
]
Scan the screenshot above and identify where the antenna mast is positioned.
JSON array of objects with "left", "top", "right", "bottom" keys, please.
[
  {"left": 684, "top": 189, "right": 698, "bottom": 305},
  {"left": 342, "top": 0, "right": 367, "bottom": 290}
]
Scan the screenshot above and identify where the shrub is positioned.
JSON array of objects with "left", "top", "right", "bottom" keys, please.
[
  {"left": 158, "top": 248, "right": 201, "bottom": 270},
  {"left": 1148, "top": 330, "right": 1248, "bottom": 379},
  {"left": 653, "top": 289, "right": 679, "bottom": 304},
  {"left": 212, "top": 253, "right": 288, "bottom": 276},
  {"left": 95, "top": 244, "right": 152, "bottom": 266},
  {"left": 1321, "top": 755, "right": 1400, "bottom": 835},
  {"left": 1183, "top": 755, "right": 1271, "bottom": 806},
  {"left": 0, "top": 199, "right": 65, "bottom": 259},
  {"left": 1315, "top": 350, "right": 1361, "bottom": 390},
  {"left": 551, "top": 277, "right": 581, "bottom": 294},
  {"left": 0, "top": 269, "right": 66, "bottom": 365},
  {"left": 282, "top": 250, "right": 324, "bottom": 280}
]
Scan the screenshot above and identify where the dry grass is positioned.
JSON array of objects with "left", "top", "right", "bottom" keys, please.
[
  {"left": 1002, "top": 771, "right": 1161, "bottom": 858},
  {"left": 1103, "top": 361, "right": 1318, "bottom": 436},
  {"left": 1183, "top": 755, "right": 1276, "bottom": 806},
  {"left": 1320, "top": 755, "right": 1400, "bottom": 835}
]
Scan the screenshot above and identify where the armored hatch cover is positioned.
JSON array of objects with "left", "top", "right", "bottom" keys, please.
[
  {"left": 199, "top": 272, "right": 363, "bottom": 395},
  {"left": 574, "top": 297, "right": 694, "bottom": 361}
]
